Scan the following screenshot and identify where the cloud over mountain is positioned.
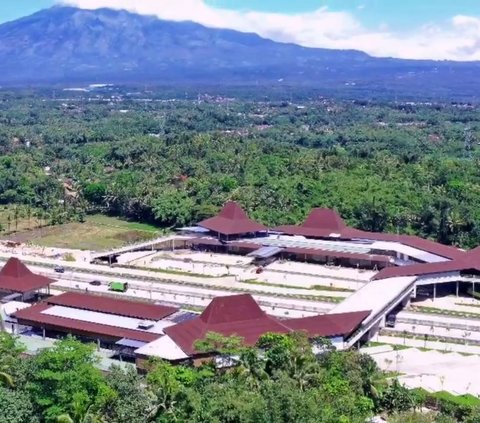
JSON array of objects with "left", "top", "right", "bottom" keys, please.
[{"left": 61, "top": 0, "right": 480, "bottom": 61}]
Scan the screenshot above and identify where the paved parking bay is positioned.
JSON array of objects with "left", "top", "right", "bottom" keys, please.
[{"left": 368, "top": 346, "right": 480, "bottom": 395}]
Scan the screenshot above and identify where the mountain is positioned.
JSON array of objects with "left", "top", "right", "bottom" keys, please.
[{"left": 0, "top": 6, "right": 479, "bottom": 99}]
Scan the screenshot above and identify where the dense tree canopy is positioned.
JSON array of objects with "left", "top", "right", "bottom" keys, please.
[
  {"left": 0, "top": 88, "right": 479, "bottom": 247},
  {"left": 0, "top": 331, "right": 477, "bottom": 422}
]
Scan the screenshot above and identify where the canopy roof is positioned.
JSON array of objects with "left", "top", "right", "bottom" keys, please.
[
  {"left": 164, "top": 293, "right": 370, "bottom": 356},
  {"left": 374, "top": 246, "right": 480, "bottom": 280},
  {"left": 46, "top": 292, "right": 178, "bottom": 320},
  {"left": 286, "top": 310, "right": 371, "bottom": 338},
  {"left": 198, "top": 201, "right": 267, "bottom": 236},
  {"left": 14, "top": 302, "right": 160, "bottom": 343},
  {"left": 275, "top": 208, "right": 463, "bottom": 261},
  {"left": 0, "top": 257, "right": 54, "bottom": 293}
]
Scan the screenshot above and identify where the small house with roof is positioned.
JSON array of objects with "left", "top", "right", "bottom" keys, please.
[{"left": 0, "top": 257, "right": 55, "bottom": 301}]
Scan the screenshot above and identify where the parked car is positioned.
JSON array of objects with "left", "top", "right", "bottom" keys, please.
[
  {"left": 89, "top": 280, "right": 101, "bottom": 286},
  {"left": 54, "top": 265, "right": 65, "bottom": 273}
]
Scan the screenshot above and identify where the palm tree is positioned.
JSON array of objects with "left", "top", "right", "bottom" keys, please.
[
  {"left": 0, "top": 369, "right": 14, "bottom": 388},
  {"left": 26, "top": 204, "right": 32, "bottom": 230},
  {"left": 13, "top": 206, "right": 19, "bottom": 231},
  {"left": 236, "top": 348, "right": 268, "bottom": 389},
  {"left": 56, "top": 406, "right": 105, "bottom": 423}
]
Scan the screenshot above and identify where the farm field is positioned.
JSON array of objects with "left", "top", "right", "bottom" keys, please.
[{"left": 2, "top": 214, "right": 161, "bottom": 251}]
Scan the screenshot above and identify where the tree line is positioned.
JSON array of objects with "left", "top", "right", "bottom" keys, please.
[{"left": 0, "top": 331, "right": 472, "bottom": 423}]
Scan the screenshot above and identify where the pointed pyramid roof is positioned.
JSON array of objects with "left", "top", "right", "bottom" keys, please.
[
  {"left": 164, "top": 294, "right": 289, "bottom": 354},
  {"left": 198, "top": 201, "right": 267, "bottom": 236},
  {"left": 302, "top": 208, "right": 346, "bottom": 232},
  {"left": 0, "top": 257, "right": 54, "bottom": 293},
  {"left": 274, "top": 207, "right": 351, "bottom": 238},
  {"left": 200, "top": 294, "right": 266, "bottom": 324}
]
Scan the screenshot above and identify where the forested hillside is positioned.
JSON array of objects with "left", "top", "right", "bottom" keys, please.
[{"left": 0, "top": 87, "right": 479, "bottom": 247}]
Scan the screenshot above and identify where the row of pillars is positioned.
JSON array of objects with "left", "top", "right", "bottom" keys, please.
[{"left": 429, "top": 281, "right": 475, "bottom": 300}]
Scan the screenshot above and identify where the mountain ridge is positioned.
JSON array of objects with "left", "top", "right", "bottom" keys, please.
[{"left": 0, "top": 6, "right": 479, "bottom": 99}]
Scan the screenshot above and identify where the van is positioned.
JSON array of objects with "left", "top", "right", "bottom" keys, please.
[{"left": 109, "top": 281, "right": 128, "bottom": 292}]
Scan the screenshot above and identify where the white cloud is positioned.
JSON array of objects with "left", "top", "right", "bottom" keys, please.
[{"left": 60, "top": 0, "right": 480, "bottom": 61}]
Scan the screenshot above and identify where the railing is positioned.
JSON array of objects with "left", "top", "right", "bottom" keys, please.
[
  {"left": 346, "top": 282, "right": 416, "bottom": 347},
  {"left": 55, "top": 280, "right": 329, "bottom": 315},
  {"left": 397, "top": 315, "right": 480, "bottom": 332}
]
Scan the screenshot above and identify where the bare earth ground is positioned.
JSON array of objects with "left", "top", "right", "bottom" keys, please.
[
  {"left": 2, "top": 214, "right": 160, "bottom": 251},
  {"left": 0, "top": 205, "right": 47, "bottom": 234}
]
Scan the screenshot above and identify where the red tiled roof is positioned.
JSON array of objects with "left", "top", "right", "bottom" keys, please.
[
  {"left": 164, "top": 294, "right": 290, "bottom": 354},
  {"left": 0, "top": 257, "right": 54, "bottom": 293},
  {"left": 46, "top": 292, "right": 177, "bottom": 320},
  {"left": 198, "top": 201, "right": 267, "bottom": 236},
  {"left": 303, "top": 208, "right": 347, "bottom": 232},
  {"left": 285, "top": 310, "right": 371, "bottom": 338},
  {"left": 274, "top": 208, "right": 463, "bottom": 261},
  {"left": 200, "top": 293, "right": 266, "bottom": 324},
  {"left": 14, "top": 302, "right": 160, "bottom": 343},
  {"left": 353, "top": 231, "right": 464, "bottom": 261},
  {"left": 373, "top": 246, "right": 480, "bottom": 280},
  {"left": 164, "top": 294, "right": 371, "bottom": 356},
  {"left": 274, "top": 208, "right": 357, "bottom": 239}
]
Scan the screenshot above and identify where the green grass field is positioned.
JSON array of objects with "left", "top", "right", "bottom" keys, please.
[{"left": 5, "top": 214, "right": 162, "bottom": 251}]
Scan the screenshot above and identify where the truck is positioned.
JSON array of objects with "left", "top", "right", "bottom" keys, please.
[{"left": 109, "top": 281, "right": 128, "bottom": 293}]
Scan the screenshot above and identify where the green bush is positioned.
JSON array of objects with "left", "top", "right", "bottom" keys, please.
[{"left": 422, "top": 391, "right": 480, "bottom": 421}]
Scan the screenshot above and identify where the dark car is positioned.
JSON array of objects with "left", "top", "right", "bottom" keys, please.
[
  {"left": 89, "top": 280, "right": 102, "bottom": 286},
  {"left": 54, "top": 265, "right": 65, "bottom": 273}
]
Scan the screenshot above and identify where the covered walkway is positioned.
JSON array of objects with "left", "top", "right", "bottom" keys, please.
[{"left": 329, "top": 276, "right": 417, "bottom": 346}]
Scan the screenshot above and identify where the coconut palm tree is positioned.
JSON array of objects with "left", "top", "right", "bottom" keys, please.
[{"left": 56, "top": 406, "right": 105, "bottom": 423}]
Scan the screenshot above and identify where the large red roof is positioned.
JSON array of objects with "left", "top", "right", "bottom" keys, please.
[
  {"left": 353, "top": 231, "right": 464, "bottom": 261},
  {"left": 0, "top": 257, "right": 54, "bottom": 293},
  {"left": 46, "top": 292, "right": 178, "bottom": 320},
  {"left": 164, "top": 294, "right": 290, "bottom": 354},
  {"left": 285, "top": 310, "right": 371, "bottom": 338},
  {"left": 14, "top": 302, "right": 160, "bottom": 343},
  {"left": 164, "top": 294, "right": 370, "bottom": 356},
  {"left": 373, "top": 247, "right": 480, "bottom": 280},
  {"left": 274, "top": 208, "right": 462, "bottom": 261},
  {"left": 303, "top": 208, "right": 347, "bottom": 232},
  {"left": 275, "top": 208, "right": 355, "bottom": 239},
  {"left": 198, "top": 201, "right": 267, "bottom": 236}
]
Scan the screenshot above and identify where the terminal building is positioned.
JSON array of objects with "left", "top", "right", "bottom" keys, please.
[
  {"left": 6, "top": 201, "right": 480, "bottom": 369},
  {"left": 180, "top": 201, "right": 463, "bottom": 272},
  {"left": 11, "top": 290, "right": 369, "bottom": 366},
  {"left": 90, "top": 201, "right": 480, "bottom": 351}
]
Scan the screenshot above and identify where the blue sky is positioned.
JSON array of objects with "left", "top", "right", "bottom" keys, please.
[
  {"left": 209, "top": 0, "right": 480, "bottom": 30},
  {"left": 0, "top": 1, "right": 479, "bottom": 60},
  {"left": 1, "top": 0, "right": 479, "bottom": 28}
]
